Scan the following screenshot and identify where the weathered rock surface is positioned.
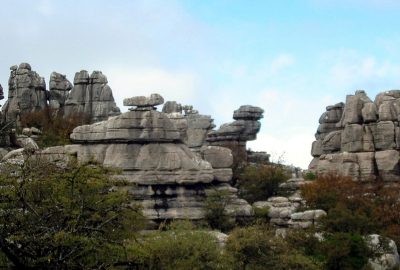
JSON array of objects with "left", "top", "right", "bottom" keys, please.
[
  {"left": 0, "top": 83, "right": 4, "bottom": 100},
  {"left": 39, "top": 94, "right": 252, "bottom": 222},
  {"left": 64, "top": 70, "right": 120, "bottom": 122},
  {"left": 48, "top": 72, "right": 73, "bottom": 113},
  {"left": 2, "top": 63, "right": 47, "bottom": 122},
  {"left": 367, "top": 234, "right": 400, "bottom": 270},
  {"left": 207, "top": 105, "right": 264, "bottom": 165},
  {"left": 2, "top": 63, "right": 121, "bottom": 126},
  {"left": 310, "top": 90, "right": 400, "bottom": 181}
]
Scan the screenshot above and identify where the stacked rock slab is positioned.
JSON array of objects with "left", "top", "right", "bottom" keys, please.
[
  {"left": 206, "top": 105, "right": 264, "bottom": 165},
  {"left": 310, "top": 90, "right": 400, "bottom": 181},
  {"left": 46, "top": 94, "right": 251, "bottom": 222},
  {"left": 2, "top": 63, "right": 47, "bottom": 122},
  {"left": 64, "top": 70, "right": 120, "bottom": 122}
]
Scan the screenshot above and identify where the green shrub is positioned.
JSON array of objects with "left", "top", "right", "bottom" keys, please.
[
  {"left": 127, "top": 221, "right": 228, "bottom": 270},
  {"left": 304, "top": 171, "right": 317, "bottom": 180},
  {"left": 236, "top": 164, "right": 290, "bottom": 203},
  {"left": 204, "top": 189, "right": 235, "bottom": 232},
  {"left": 252, "top": 205, "right": 270, "bottom": 223}
]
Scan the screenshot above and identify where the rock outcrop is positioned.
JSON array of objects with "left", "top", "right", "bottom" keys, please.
[
  {"left": 0, "top": 83, "right": 4, "bottom": 100},
  {"left": 64, "top": 70, "right": 120, "bottom": 122},
  {"left": 1, "top": 63, "right": 120, "bottom": 126},
  {"left": 206, "top": 105, "right": 264, "bottom": 165},
  {"left": 310, "top": 90, "right": 400, "bottom": 181},
  {"left": 40, "top": 94, "right": 252, "bottom": 223},
  {"left": 2, "top": 63, "right": 47, "bottom": 122}
]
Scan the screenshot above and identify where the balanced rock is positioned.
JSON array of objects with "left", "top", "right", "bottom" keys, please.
[
  {"left": 123, "top": 93, "right": 164, "bottom": 109},
  {"left": 310, "top": 90, "right": 400, "bottom": 181},
  {"left": 207, "top": 105, "right": 264, "bottom": 165}
]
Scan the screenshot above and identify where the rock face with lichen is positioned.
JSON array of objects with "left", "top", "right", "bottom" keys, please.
[
  {"left": 40, "top": 94, "right": 252, "bottom": 223},
  {"left": 309, "top": 90, "right": 400, "bottom": 181}
]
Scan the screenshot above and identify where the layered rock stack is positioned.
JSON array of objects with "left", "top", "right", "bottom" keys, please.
[
  {"left": 42, "top": 94, "right": 252, "bottom": 223},
  {"left": 206, "top": 105, "right": 264, "bottom": 165},
  {"left": 162, "top": 101, "right": 215, "bottom": 152},
  {"left": 64, "top": 70, "right": 120, "bottom": 122},
  {"left": 2, "top": 63, "right": 47, "bottom": 122},
  {"left": 310, "top": 90, "right": 400, "bottom": 181}
]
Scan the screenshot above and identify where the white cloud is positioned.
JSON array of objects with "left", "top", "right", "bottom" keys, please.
[
  {"left": 104, "top": 67, "right": 199, "bottom": 111},
  {"left": 36, "top": 0, "right": 54, "bottom": 16},
  {"left": 269, "top": 54, "right": 295, "bottom": 75}
]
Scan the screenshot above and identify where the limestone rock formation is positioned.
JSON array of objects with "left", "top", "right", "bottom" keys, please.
[
  {"left": 41, "top": 94, "right": 252, "bottom": 222},
  {"left": 162, "top": 102, "right": 215, "bottom": 151},
  {"left": 207, "top": 105, "right": 264, "bottom": 165},
  {"left": 64, "top": 70, "right": 120, "bottom": 122},
  {"left": 48, "top": 72, "right": 73, "bottom": 113},
  {"left": 2, "top": 63, "right": 47, "bottom": 122},
  {"left": 310, "top": 90, "right": 400, "bottom": 181}
]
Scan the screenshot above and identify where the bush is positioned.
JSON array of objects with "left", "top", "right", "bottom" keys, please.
[
  {"left": 127, "top": 221, "right": 228, "bottom": 270},
  {"left": 0, "top": 157, "right": 144, "bottom": 269},
  {"left": 236, "top": 164, "right": 290, "bottom": 203},
  {"left": 225, "top": 225, "right": 323, "bottom": 270},
  {"left": 20, "top": 108, "right": 89, "bottom": 147},
  {"left": 204, "top": 189, "right": 235, "bottom": 232}
]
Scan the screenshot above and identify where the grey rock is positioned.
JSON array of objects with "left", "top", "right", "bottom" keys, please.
[
  {"left": 367, "top": 234, "right": 399, "bottom": 270},
  {"left": 233, "top": 105, "right": 264, "bottom": 120},
  {"left": 322, "top": 131, "right": 342, "bottom": 153},
  {"left": 162, "top": 101, "right": 182, "bottom": 113},
  {"left": 123, "top": 93, "right": 164, "bottom": 107},
  {"left": 311, "top": 140, "right": 323, "bottom": 157},
  {"left": 200, "top": 146, "right": 233, "bottom": 168},
  {"left": 362, "top": 102, "right": 378, "bottom": 123},
  {"left": 375, "top": 150, "right": 400, "bottom": 181},
  {"left": 374, "top": 121, "right": 396, "bottom": 151},
  {"left": 341, "top": 124, "right": 363, "bottom": 152}
]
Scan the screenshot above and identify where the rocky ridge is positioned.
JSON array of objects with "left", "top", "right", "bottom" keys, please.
[{"left": 310, "top": 90, "right": 400, "bottom": 181}]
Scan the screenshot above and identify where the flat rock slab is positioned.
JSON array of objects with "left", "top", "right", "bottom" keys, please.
[{"left": 124, "top": 93, "right": 164, "bottom": 107}]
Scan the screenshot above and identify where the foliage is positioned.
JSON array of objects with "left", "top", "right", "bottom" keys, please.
[
  {"left": 224, "top": 225, "right": 323, "bottom": 270},
  {"left": 20, "top": 108, "right": 89, "bottom": 147},
  {"left": 127, "top": 220, "right": 228, "bottom": 270},
  {"left": 204, "top": 189, "right": 235, "bottom": 232},
  {"left": 0, "top": 157, "right": 144, "bottom": 269},
  {"left": 236, "top": 164, "right": 290, "bottom": 204},
  {"left": 303, "top": 171, "right": 317, "bottom": 180},
  {"left": 252, "top": 205, "right": 270, "bottom": 223},
  {"left": 301, "top": 174, "right": 400, "bottom": 247}
]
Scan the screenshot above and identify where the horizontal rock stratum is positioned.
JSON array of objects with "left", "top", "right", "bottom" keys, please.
[{"left": 310, "top": 90, "right": 400, "bottom": 181}]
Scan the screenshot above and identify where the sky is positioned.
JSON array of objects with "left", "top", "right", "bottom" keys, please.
[{"left": 1, "top": 0, "right": 400, "bottom": 168}]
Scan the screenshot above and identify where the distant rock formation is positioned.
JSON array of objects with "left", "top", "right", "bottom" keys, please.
[
  {"left": 40, "top": 94, "right": 252, "bottom": 223},
  {"left": 2, "top": 63, "right": 47, "bottom": 122},
  {"left": 310, "top": 90, "right": 400, "bottom": 181},
  {"left": 1, "top": 63, "right": 120, "bottom": 125},
  {"left": 64, "top": 70, "right": 120, "bottom": 122},
  {"left": 0, "top": 83, "right": 4, "bottom": 100},
  {"left": 207, "top": 105, "right": 264, "bottom": 165}
]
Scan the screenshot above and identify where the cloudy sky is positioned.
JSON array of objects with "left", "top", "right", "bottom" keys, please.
[{"left": 1, "top": 0, "right": 400, "bottom": 168}]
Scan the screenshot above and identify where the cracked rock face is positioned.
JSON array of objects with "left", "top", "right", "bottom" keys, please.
[
  {"left": 40, "top": 94, "right": 252, "bottom": 222},
  {"left": 64, "top": 70, "right": 120, "bottom": 122},
  {"left": 2, "top": 63, "right": 47, "bottom": 122},
  {"left": 310, "top": 90, "right": 400, "bottom": 181}
]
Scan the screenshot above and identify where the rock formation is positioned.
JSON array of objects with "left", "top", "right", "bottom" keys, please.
[
  {"left": 40, "top": 94, "right": 252, "bottom": 223},
  {"left": 0, "top": 83, "right": 4, "bottom": 100},
  {"left": 207, "top": 105, "right": 264, "bottom": 165},
  {"left": 162, "top": 101, "right": 215, "bottom": 152},
  {"left": 310, "top": 90, "right": 400, "bottom": 181},
  {"left": 1, "top": 63, "right": 120, "bottom": 126},
  {"left": 48, "top": 72, "right": 73, "bottom": 114},
  {"left": 2, "top": 63, "right": 47, "bottom": 122},
  {"left": 64, "top": 70, "right": 120, "bottom": 122}
]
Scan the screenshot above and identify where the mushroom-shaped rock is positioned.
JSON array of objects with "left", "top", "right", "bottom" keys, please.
[{"left": 123, "top": 93, "right": 164, "bottom": 108}]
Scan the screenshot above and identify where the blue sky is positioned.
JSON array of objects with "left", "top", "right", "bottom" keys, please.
[{"left": 1, "top": 0, "right": 400, "bottom": 168}]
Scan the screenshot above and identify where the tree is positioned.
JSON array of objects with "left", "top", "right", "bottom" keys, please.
[{"left": 0, "top": 156, "right": 144, "bottom": 269}]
